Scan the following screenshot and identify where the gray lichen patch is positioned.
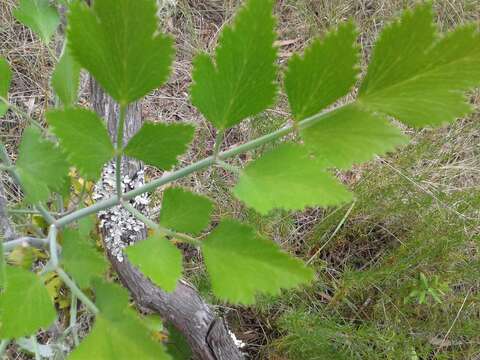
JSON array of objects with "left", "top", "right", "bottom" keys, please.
[{"left": 93, "top": 162, "right": 150, "bottom": 262}]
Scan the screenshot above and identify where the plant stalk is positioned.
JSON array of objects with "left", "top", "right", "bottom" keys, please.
[
  {"left": 56, "top": 268, "right": 99, "bottom": 315},
  {"left": 41, "top": 109, "right": 329, "bottom": 228},
  {"left": 48, "top": 225, "right": 59, "bottom": 267},
  {"left": 115, "top": 105, "right": 127, "bottom": 198},
  {"left": 122, "top": 201, "right": 201, "bottom": 246}
]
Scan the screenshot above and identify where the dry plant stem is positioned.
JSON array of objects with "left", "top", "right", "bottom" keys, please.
[{"left": 307, "top": 201, "right": 356, "bottom": 264}]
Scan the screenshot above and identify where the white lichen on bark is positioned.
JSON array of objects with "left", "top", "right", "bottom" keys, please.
[{"left": 93, "top": 163, "right": 149, "bottom": 262}]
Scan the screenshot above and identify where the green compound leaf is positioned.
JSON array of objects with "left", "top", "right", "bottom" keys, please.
[
  {"left": 0, "top": 58, "right": 12, "bottom": 117},
  {"left": 359, "top": 4, "right": 480, "bottom": 127},
  {"left": 124, "top": 122, "right": 195, "bottom": 171},
  {"left": 69, "top": 281, "right": 171, "bottom": 360},
  {"left": 47, "top": 108, "right": 114, "bottom": 180},
  {"left": 233, "top": 144, "right": 353, "bottom": 214},
  {"left": 68, "top": 0, "right": 174, "bottom": 105},
  {"left": 285, "top": 22, "right": 359, "bottom": 121},
  {"left": 190, "top": 0, "right": 277, "bottom": 129},
  {"left": 16, "top": 126, "right": 69, "bottom": 203},
  {"left": 0, "top": 265, "right": 56, "bottom": 339},
  {"left": 51, "top": 44, "right": 81, "bottom": 107},
  {"left": 13, "top": 0, "right": 60, "bottom": 44},
  {"left": 61, "top": 228, "right": 108, "bottom": 289},
  {"left": 202, "top": 219, "right": 314, "bottom": 304},
  {"left": 126, "top": 235, "right": 182, "bottom": 292},
  {"left": 302, "top": 104, "right": 408, "bottom": 169},
  {"left": 159, "top": 187, "right": 213, "bottom": 235}
]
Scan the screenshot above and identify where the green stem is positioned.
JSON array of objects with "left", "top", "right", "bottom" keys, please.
[
  {"left": 56, "top": 268, "right": 99, "bottom": 314},
  {"left": 70, "top": 295, "right": 79, "bottom": 346},
  {"left": 213, "top": 129, "right": 224, "bottom": 161},
  {"left": 122, "top": 201, "right": 201, "bottom": 246},
  {"left": 52, "top": 110, "right": 328, "bottom": 228},
  {"left": 115, "top": 105, "right": 127, "bottom": 198},
  {"left": 3, "top": 237, "right": 48, "bottom": 251},
  {"left": 7, "top": 209, "right": 41, "bottom": 215},
  {"left": 48, "top": 225, "right": 59, "bottom": 267},
  {"left": 37, "top": 204, "right": 56, "bottom": 225}
]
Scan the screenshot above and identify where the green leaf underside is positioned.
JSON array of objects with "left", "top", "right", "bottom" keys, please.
[
  {"left": 202, "top": 219, "right": 314, "bottom": 304},
  {"left": 359, "top": 3, "right": 480, "bottom": 127},
  {"left": 47, "top": 108, "right": 114, "bottom": 180},
  {"left": 124, "top": 122, "right": 195, "bottom": 171},
  {"left": 234, "top": 144, "right": 353, "bottom": 214},
  {"left": 16, "top": 126, "right": 69, "bottom": 203},
  {"left": 61, "top": 229, "right": 108, "bottom": 289},
  {"left": 67, "top": 0, "right": 174, "bottom": 105},
  {"left": 69, "top": 281, "right": 170, "bottom": 360},
  {"left": 159, "top": 187, "right": 213, "bottom": 235},
  {"left": 0, "top": 58, "right": 12, "bottom": 117},
  {"left": 302, "top": 104, "right": 408, "bottom": 169},
  {"left": 126, "top": 235, "right": 182, "bottom": 292},
  {"left": 13, "top": 0, "right": 60, "bottom": 44},
  {"left": 0, "top": 266, "right": 56, "bottom": 339},
  {"left": 285, "top": 22, "right": 359, "bottom": 121},
  {"left": 190, "top": 0, "right": 277, "bottom": 129},
  {"left": 51, "top": 44, "right": 81, "bottom": 107}
]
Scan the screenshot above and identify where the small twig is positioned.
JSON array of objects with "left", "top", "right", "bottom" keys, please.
[
  {"left": 307, "top": 201, "right": 356, "bottom": 264},
  {"left": 433, "top": 288, "right": 471, "bottom": 357}
]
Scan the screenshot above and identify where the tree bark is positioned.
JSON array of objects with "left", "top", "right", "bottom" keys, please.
[{"left": 89, "top": 79, "right": 243, "bottom": 360}]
